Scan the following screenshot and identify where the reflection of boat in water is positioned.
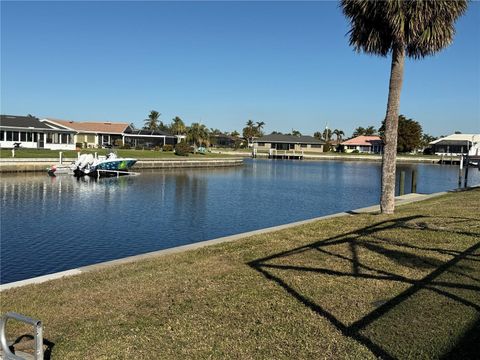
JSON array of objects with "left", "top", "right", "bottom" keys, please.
[{"left": 71, "top": 153, "right": 137, "bottom": 177}]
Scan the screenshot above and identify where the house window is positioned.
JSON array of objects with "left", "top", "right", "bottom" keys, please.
[
  {"left": 46, "top": 133, "right": 52, "bottom": 143},
  {"left": 6, "top": 131, "right": 13, "bottom": 141},
  {"left": 26, "top": 132, "right": 32, "bottom": 142},
  {"left": 20, "top": 132, "right": 27, "bottom": 141},
  {"left": 0, "top": 131, "right": 4, "bottom": 141},
  {"left": 300, "top": 144, "right": 308, "bottom": 148},
  {"left": 311, "top": 144, "right": 322, "bottom": 148}
]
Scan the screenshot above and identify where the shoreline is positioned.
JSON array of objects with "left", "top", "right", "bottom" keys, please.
[
  {"left": 212, "top": 150, "right": 445, "bottom": 163},
  {"left": 0, "top": 157, "right": 244, "bottom": 172},
  {"left": 0, "top": 191, "right": 448, "bottom": 290}
]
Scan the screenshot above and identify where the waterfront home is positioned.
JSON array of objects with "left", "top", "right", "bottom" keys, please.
[
  {"left": 0, "top": 115, "right": 76, "bottom": 150},
  {"left": 42, "top": 118, "right": 130, "bottom": 148},
  {"left": 253, "top": 134, "right": 325, "bottom": 152},
  {"left": 341, "top": 135, "right": 383, "bottom": 153},
  {"left": 123, "top": 128, "right": 177, "bottom": 148},
  {"left": 429, "top": 133, "right": 480, "bottom": 156},
  {"left": 42, "top": 118, "right": 178, "bottom": 149}
]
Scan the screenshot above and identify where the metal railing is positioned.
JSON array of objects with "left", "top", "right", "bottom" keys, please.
[{"left": 0, "top": 312, "right": 43, "bottom": 360}]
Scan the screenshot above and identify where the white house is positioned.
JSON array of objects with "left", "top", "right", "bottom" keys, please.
[
  {"left": 0, "top": 115, "right": 76, "bottom": 150},
  {"left": 429, "top": 134, "right": 480, "bottom": 156}
]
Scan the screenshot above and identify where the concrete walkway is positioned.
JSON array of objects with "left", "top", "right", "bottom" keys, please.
[{"left": 0, "top": 191, "right": 445, "bottom": 291}]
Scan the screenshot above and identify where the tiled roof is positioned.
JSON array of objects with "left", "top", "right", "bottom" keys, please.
[
  {"left": 44, "top": 118, "right": 129, "bottom": 134},
  {"left": 255, "top": 133, "right": 326, "bottom": 144},
  {"left": 0, "top": 115, "right": 53, "bottom": 129},
  {"left": 341, "top": 136, "right": 383, "bottom": 146}
]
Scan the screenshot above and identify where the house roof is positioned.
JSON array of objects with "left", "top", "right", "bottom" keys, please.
[
  {"left": 0, "top": 115, "right": 53, "bottom": 130},
  {"left": 430, "top": 134, "right": 480, "bottom": 145},
  {"left": 43, "top": 118, "right": 130, "bottom": 134},
  {"left": 255, "top": 133, "right": 326, "bottom": 144},
  {"left": 341, "top": 136, "right": 383, "bottom": 146}
]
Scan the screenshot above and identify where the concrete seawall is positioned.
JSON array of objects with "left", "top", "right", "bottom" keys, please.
[
  {"left": 0, "top": 158, "right": 244, "bottom": 173},
  {"left": 211, "top": 151, "right": 443, "bottom": 163}
]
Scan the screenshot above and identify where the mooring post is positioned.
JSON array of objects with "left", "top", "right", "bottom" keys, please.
[
  {"left": 11, "top": 148, "right": 15, "bottom": 158},
  {"left": 411, "top": 169, "right": 417, "bottom": 193},
  {"left": 458, "top": 155, "right": 464, "bottom": 188},
  {"left": 59, "top": 151, "right": 63, "bottom": 165},
  {"left": 399, "top": 171, "right": 405, "bottom": 196},
  {"left": 464, "top": 153, "right": 470, "bottom": 188}
]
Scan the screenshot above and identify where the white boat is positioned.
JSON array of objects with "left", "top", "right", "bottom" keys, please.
[{"left": 71, "top": 153, "right": 137, "bottom": 177}]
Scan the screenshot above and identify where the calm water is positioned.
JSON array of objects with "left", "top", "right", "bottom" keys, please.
[{"left": 1, "top": 159, "right": 478, "bottom": 284}]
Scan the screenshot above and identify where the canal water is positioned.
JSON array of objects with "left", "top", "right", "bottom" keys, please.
[{"left": 1, "top": 159, "right": 479, "bottom": 284}]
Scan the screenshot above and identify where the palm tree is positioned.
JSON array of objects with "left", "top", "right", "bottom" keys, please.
[
  {"left": 341, "top": 0, "right": 467, "bottom": 214},
  {"left": 230, "top": 130, "right": 240, "bottom": 138},
  {"left": 323, "top": 128, "right": 332, "bottom": 142},
  {"left": 187, "top": 123, "right": 209, "bottom": 153},
  {"left": 144, "top": 110, "right": 161, "bottom": 131},
  {"left": 256, "top": 121, "right": 265, "bottom": 137},
  {"left": 364, "top": 126, "right": 377, "bottom": 136},
  {"left": 170, "top": 116, "right": 186, "bottom": 135},
  {"left": 243, "top": 120, "right": 257, "bottom": 147},
  {"left": 352, "top": 126, "right": 366, "bottom": 137},
  {"left": 333, "top": 129, "right": 345, "bottom": 142}
]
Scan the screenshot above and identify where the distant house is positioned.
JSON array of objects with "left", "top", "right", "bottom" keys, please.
[
  {"left": 210, "top": 134, "right": 237, "bottom": 148},
  {"left": 42, "top": 118, "right": 130, "bottom": 148},
  {"left": 429, "top": 134, "right": 480, "bottom": 156},
  {"left": 0, "top": 115, "right": 76, "bottom": 150},
  {"left": 253, "top": 134, "right": 325, "bottom": 152},
  {"left": 42, "top": 118, "right": 178, "bottom": 148},
  {"left": 123, "top": 128, "right": 177, "bottom": 148},
  {"left": 341, "top": 136, "right": 383, "bottom": 153}
]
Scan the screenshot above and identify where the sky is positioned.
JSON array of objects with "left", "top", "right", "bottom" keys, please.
[{"left": 1, "top": 1, "right": 479, "bottom": 137}]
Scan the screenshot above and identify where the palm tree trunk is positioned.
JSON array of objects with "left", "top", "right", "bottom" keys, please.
[{"left": 380, "top": 46, "right": 405, "bottom": 214}]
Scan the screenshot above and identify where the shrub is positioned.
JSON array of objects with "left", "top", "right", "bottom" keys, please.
[
  {"left": 135, "top": 146, "right": 143, "bottom": 150},
  {"left": 352, "top": 149, "right": 360, "bottom": 153},
  {"left": 75, "top": 142, "right": 83, "bottom": 149},
  {"left": 154, "top": 146, "right": 161, "bottom": 151},
  {"left": 175, "top": 142, "right": 190, "bottom": 156},
  {"left": 120, "top": 144, "right": 131, "bottom": 149},
  {"left": 162, "top": 144, "right": 174, "bottom": 152},
  {"left": 114, "top": 139, "right": 123, "bottom": 147}
]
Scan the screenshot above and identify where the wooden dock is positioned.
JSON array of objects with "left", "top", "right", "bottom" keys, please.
[{"left": 252, "top": 149, "right": 304, "bottom": 160}]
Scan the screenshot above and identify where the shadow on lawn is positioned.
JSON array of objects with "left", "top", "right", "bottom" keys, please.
[
  {"left": 9, "top": 334, "right": 55, "bottom": 359},
  {"left": 248, "top": 215, "right": 480, "bottom": 360}
]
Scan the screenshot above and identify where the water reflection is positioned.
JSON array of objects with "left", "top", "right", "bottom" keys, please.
[{"left": 1, "top": 160, "right": 478, "bottom": 284}]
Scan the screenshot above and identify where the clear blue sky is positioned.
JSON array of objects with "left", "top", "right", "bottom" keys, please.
[{"left": 1, "top": 1, "right": 479, "bottom": 137}]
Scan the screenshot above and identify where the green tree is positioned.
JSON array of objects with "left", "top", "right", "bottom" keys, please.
[
  {"left": 230, "top": 130, "right": 240, "bottom": 138},
  {"left": 187, "top": 123, "right": 209, "bottom": 153},
  {"left": 352, "top": 126, "right": 366, "bottom": 137},
  {"left": 364, "top": 126, "right": 377, "bottom": 136},
  {"left": 379, "top": 115, "right": 423, "bottom": 153},
  {"left": 342, "top": 0, "right": 467, "bottom": 214},
  {"left": 242, "top": 120, "right": 258, "bottom": 146},
  {"left": 323, "top": 128, "right": 333, "bottom": 142},
  {"left": 170, "top": 116, "right": 186, "bottom": 135},
  {"left": 144, "top": 110, "right": 161, "bottom": 131},
  {"left": 333, "top": 129, "right": 345, "bottom": 142},
  {"left": 291, "top": 130, "right": 302, "bottom": 137},
  {"left": 313, "top": 131, "right": 322, "bottom": 140}
]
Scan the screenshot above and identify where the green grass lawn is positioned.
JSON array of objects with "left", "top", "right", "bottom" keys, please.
[
  {"left": 2, "top": 189, "right": 479, "bottom": 359},
  {"left": 0, "top": 148, "right": 236, "bottom": 159}
]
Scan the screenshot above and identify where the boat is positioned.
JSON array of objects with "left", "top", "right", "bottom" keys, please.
[{"left": 71, "top": 152, "right": 137, "bottom": 177}]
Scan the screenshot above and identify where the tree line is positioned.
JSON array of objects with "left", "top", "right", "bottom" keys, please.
[{"left": 141, "top": 110, "right": 440, "bottom": 153}]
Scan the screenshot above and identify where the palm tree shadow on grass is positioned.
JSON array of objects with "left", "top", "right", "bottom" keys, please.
[{"left": 247, "top": 215, "right": 480, "bottom": 359}]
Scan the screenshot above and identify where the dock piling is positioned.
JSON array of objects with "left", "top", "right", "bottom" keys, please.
[
  {"left": 399, "top": 171, "right": 405, "bottom": 196},
  {"left": 411, "top": 170, "right": 417, "bottom": 193}
]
